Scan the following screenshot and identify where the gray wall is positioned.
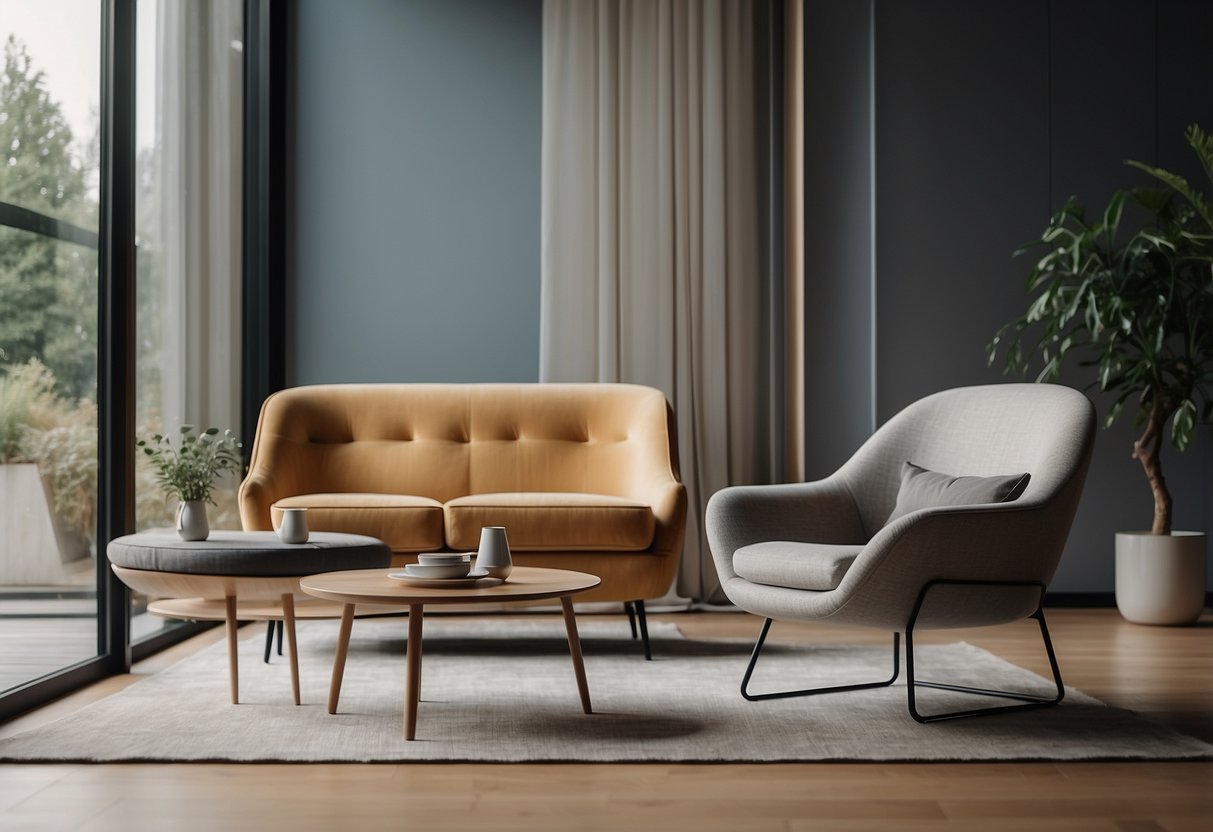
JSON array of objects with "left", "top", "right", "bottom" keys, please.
[
  {"left": 806, "top": 0, "right": 1213, "bottom": 592},
  {"left": 290, "top": 0, "right": 542, "bottom": 385}
]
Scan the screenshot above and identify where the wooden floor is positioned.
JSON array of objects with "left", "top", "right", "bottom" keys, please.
[{"left": 1, "top": 607, "right": 1211, "bottom": 831}]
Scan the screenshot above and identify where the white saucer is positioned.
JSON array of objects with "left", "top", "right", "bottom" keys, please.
[{"left": 387, "top": 568, "right": 502, "bottom": 589}]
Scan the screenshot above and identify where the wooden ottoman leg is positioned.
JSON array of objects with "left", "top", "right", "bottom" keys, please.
[
  {"left": 225, "top": 595, "right": 239, "bottom": 704},
  {"left": 281, "top": 593, "right": 300, "bottom": 706}
]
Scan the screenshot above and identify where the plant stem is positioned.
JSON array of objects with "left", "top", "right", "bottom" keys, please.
[{"left": 1131, "top": 394, "right": 1174, "bottom": 535}]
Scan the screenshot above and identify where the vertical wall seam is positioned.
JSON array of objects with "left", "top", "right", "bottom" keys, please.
[{"left": 868, "top": 0, "right": 877, "bottom": 433}]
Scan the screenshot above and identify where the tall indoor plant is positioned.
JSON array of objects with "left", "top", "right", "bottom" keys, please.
[
  {"left": 138, "top": 425, "right": 242, "bottom": 541},
  {"left": 989, "top": 125, "right": 1212, "bottom": 624}
]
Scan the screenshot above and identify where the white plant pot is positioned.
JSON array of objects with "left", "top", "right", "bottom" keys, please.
[
  {"left": 1115, "top": 531, "right": 1207, "bottom": 625},
  {"left": 176, "top": 500, "right": 210, "bottom": 542}
]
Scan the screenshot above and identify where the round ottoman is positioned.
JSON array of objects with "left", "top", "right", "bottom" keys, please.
[{"left": 108, "top": 530, "right": 391, "bottom": 705}]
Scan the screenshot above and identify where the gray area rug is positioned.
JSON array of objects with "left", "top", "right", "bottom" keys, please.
[{"left": 2, "top": 618, "right": 1210, "bottom": 762}]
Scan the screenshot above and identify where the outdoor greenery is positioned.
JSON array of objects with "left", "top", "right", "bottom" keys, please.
[
  {"left": 0, "top": 36, "right": 97, "bottom": 399},
  {"left": 989, "top": 125, "right": 1213, "bottom": 535},
  {"left": 137, "top": 426, "right": 243, "bottom": 506},
  {"left": 0, "top": 359, "right": 97, "bottom": 546}
]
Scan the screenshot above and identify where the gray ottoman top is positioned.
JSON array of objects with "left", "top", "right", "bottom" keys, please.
[{"left": 107, "top": 530, "right": 391, "bottom": 577}]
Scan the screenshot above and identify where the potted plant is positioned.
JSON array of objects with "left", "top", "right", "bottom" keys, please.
[
  {"left": 0, "top": 360, "right": 96, "bottom": 583},
  {"left": 989, "top": 124, "right": 1213, "bottom": 625},
  {"left": 138, "top": 425, "right": 242, "bottom": 541}
]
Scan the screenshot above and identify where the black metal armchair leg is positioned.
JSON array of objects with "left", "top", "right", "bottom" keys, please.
[
  {"left": 276, "top": 619, "right": 284, "bottom": 656},
  {"left": 632, "top": 599, "right": 652, "bottom": 660},
  {"left": 904, "top": 580, "right": 1065, "bottom": 723},
  {"left": 741, "top": 618, "right": 901, "bottom": 701}
]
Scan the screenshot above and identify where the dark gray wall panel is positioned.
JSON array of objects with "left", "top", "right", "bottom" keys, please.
[
  {"left": 1049, "top": 0, "right": 1156, "bottom": 209},
  {"left": 291, "top": 0, "right": 542, "bottom": 385},
  {"left": 874, "top": 0, "right": 1049, "bottom": 422},
  {"left": 1157, "top": 0, "right": 1213, "bottom": 178},
  {"left": 803, "top": 0, "right": 876, "bottom": 479},
  {"left": 870, "top": 0, "right": 1210, "bottom": 592}
]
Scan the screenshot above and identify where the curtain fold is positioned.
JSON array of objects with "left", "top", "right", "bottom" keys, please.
[
  {"left": 541, "top": 0, "right": 770, "bottom": 603},
  {"left": 156, "top": 0, "right": 242, "bottom": 437}
]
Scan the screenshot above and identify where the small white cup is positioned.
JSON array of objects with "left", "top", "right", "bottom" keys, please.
[
  {"left": 474, "top": 526, "right": 512, "bottom": 579},
  {"left": 276, "top": 507, "right": 309, "bottom": 544}
]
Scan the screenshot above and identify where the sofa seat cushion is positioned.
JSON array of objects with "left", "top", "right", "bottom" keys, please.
[
  {"left": 444, "top": 492, "right": 656, "bottom": 552},
  {"left": 733, "top": 541, "right": 864, "bottom": 591},
  {"left": 272, "top": 493, "right": 444, "bottom": 553}
]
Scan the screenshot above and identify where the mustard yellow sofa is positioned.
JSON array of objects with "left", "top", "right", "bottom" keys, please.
[{"left": 238, "top": 383, "right": 687, "bottom": 611}]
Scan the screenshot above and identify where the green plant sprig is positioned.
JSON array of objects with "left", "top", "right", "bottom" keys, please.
[{"left": 137, "top": 425, "right": 243, "bottom": 505}]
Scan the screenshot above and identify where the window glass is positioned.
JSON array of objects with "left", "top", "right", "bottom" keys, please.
[
  {"left": 0, "top": 0, "right": 101, "bottom": 692},
  {"left": 132, "top": 0, "right": 244, "bottom": 642}
]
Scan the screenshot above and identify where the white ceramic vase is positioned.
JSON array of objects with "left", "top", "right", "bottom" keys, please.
[
  {"left": 1115, "top": 531, "right": 1206, "bottom": 626},
  {"left": 176, "top": 500, "right": 209, "bottom": 542},
  {"left": 474, "top": 526, "right": 512, "bottom": 579}
]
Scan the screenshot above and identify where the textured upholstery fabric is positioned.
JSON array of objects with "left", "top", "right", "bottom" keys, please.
[
  {"left": 239, "top": 383, "right": 687, "bottom": 601},
  {"left": 444, "top": 492, "right": 655, "bottom": 551},
  {"left": 106, "top": 531, "right": 391, "bottom": 577},
  {"left": 733, "top": 542, "right": 862, "bottom": 591},
  {"left": 884, "top": 462, "right": 1030, "bottom": 526},
  {"left": 272, "top": 493, "right": 444, "bottom": 553},
  {"left": 706, "top": 384, "right": 1096, "bottom": 631}
]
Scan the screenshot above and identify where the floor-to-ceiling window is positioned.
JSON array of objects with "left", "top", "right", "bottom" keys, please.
[
  {"left": 0, "top": 0, "right": 250, "bottom": 717},
  {"left": 0, "top": 0, "right": 102, "bottom": 695}
]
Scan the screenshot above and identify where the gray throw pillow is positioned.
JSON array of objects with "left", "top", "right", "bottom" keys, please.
[{"left": 884, "top": 461, "right": 1030, "bottom": 525}]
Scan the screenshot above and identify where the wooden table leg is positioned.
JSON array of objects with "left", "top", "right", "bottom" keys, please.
[
  {"left": 281, "top": 593, "right": 300, "bottom": 706},
  {"left": 405, "top": 604, "right": 424, "bottom": 740},
  {"left": 327, "top": 603, "right": 356, "bottom": 715},
  {"left": 560, "top": 596, "right": 592, "bottom": 714},
  {"left": 225, "top": 595, "right": 239, "bottom": 705}
]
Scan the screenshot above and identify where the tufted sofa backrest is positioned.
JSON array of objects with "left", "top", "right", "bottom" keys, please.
[{"left": 241, "top": 383, "right": 679, "bottom": 505}]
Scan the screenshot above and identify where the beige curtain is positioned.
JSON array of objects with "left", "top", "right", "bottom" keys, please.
[
  {"left": 156, "top": 0, "right": 243, "bottom": 437},
  {"left": 540, "top": 0, "right": 769, "bottom": 603}
]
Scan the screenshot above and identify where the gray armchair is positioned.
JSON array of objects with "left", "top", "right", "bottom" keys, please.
[{"left": 706, "top": 383, "right": 1096, "bottom": 722}]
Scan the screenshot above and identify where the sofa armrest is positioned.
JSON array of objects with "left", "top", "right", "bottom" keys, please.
[
  {"left": 237, "top": 471, "right": 281, "bottom": 531},
  {"left": 646, "top": 478, "right": 688, "bottom": 558}
]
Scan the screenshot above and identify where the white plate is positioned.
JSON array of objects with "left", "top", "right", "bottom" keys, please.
[
  {"left": 404, "top": 562, "right": 472, "bottom": 579},
  {"left": 387, "top": 569, "right": 502, "bottom": 589}
]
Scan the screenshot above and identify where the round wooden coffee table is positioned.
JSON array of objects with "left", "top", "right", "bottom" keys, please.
[{"left": 299, "top": 566, "right": 602, "bottom": 740}]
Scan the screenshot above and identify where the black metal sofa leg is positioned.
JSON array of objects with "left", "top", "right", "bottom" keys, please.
[
  {"left": 632, "top": 599, "right": 652, "bottom": 660},
  {"left": 263, "top": 620, "right": 275, "bottom": 663},
  {"left": 740, "top": 618, "right": 901, "bottom": 701},
  {"left": 263, "top": 619, "right": 285, "bottom": 663},
  {"left": 625, "top": 602, "right": 638, "bottom": 639}
]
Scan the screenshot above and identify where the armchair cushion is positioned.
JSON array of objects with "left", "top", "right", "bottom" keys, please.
[
  {"left": 884, "top": 461, "right": 1030, "bottom": 526},
  {"left": 733, "top": 541, "right": 864, "bottom": 591}
]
